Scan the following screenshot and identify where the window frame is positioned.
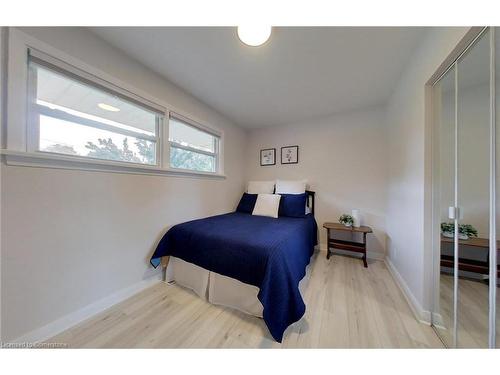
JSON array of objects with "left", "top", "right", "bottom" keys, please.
[
  {"left": 2, "top": 29, "right": 225, "bottom": 179},
  {"left": 168, "top": 112, "right": 221, "bottom": 173}
]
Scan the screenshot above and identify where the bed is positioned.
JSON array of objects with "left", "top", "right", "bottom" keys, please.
[{"left": 150, "top": 191, "right": 317, "bottom": 342}]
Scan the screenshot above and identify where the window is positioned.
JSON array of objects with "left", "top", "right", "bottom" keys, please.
[
  {"left": 169, "top": 115, "right": 220, "bottom": 173},
  {"left": 28, "top": 51, "right": 163, "bottom": 166},
  {"left": 12, "top": 45, "right": 223, "bottom": 177}
]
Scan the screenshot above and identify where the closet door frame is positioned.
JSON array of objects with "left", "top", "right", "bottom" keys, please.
[
  {"left": 488, "top": 28, "right": 496, "bottom": 349},
  {"left": 428, "top": 26, "right": 497, "bottom": 348}
]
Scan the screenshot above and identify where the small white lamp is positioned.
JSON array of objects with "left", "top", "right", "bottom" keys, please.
[{"left": 352, "top": 209, "right": 361, "bottom": 227}]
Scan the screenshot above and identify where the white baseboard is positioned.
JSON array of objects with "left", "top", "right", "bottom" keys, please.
[
  {"left": 384, "top": 258, "right": 431, "bottom": 324},
  {"left": 318, "top": 244, "right": 385, "bottom": 261},
  {"left": 11, "top": 274, "right": 162, "bottom": 343},
  {"left": 431, "top": 312, "right": 445, "bottom": 329}
]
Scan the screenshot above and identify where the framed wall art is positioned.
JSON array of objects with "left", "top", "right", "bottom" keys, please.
[
  {"left": 260, "top": 148, "right": 276, "bottom": 166},
  {"left": 281, "top": 145, "right": 299, "bottom": 164}
]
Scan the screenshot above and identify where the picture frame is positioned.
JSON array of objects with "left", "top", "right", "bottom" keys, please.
[
  {"left": 281, "top": 145, "right": 299, "bottom": 164},
  {"left": 260, "top": 148, "right": 276, "bottom": 166}
]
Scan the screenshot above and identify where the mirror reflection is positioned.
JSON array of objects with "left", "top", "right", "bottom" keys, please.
[{"left": 456, "top": 29, "right": 490, "bottom": 348}]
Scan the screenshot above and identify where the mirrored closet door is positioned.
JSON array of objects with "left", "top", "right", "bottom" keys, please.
[
  {"left": 432, "top": 27, "right": 498, "bottom": 348},
  {"left": 456, "top": 28, "right": 491, "bottom": 348}
]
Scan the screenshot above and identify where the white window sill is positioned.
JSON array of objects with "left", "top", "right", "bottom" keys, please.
[{"left": 0, "top": 150, "right": 226, "bottom": 179}]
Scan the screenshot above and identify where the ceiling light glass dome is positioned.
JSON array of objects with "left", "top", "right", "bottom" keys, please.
[{"left": 237, "top": 26, "right": 272, "bottom": 47}]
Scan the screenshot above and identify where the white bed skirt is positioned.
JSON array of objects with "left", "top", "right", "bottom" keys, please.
[{"left": 166, "top": 256, "right": 310, "bottom": 318}]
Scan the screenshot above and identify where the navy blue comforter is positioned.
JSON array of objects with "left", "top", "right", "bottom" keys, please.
[{"left": 150, "top": 212, "right": 318, "bottom": 342}]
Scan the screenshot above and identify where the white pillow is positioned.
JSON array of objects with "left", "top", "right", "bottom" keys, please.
[
  {"left": 247, "top": 180, "right": 275, "bottom": 194},
  {"left": 252, "top": 194, "right": 281, "bottom": 218},
  {"left": 275, "top": 179, "right": 307, "bottom": 194}
]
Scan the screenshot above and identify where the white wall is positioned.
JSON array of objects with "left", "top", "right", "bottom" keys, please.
[
  {"left": 0, "top": 27, "right": 248, "bottom": 341},
  {"left": 245, "top": 107, "right": 389, "bottom": 258},
  {"left": 385, "top": 27, "right": 469, "bottom": 320}
]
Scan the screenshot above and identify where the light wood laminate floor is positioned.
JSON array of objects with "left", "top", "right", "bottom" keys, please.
[
  {"left": 49, "top": 252, "right": 443, "bottom": 348},
  {"left": 437, "top": 273, "right": 499, "bottom": 348}
]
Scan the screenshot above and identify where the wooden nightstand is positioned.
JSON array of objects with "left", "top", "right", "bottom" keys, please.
[{"left": 323, "top": 222, "right": 373, "bottom": 267}]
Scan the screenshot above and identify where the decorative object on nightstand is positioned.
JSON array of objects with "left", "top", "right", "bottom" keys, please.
[
  {"left": 339, "top": 214, "right": 354, "bottom": 227},
  {"left": 323, "top": 222, "right": 373, "bottom": 268},
  {"left": 351, "top": 209, "right": 361, "bottom": 227},
  {"left": 441, "top": 222, "right": 478, "bottom": 240}
]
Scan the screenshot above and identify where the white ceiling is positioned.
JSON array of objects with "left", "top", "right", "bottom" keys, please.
[{"left": 91, "top": 27, "right": 428, "bottom": 129}]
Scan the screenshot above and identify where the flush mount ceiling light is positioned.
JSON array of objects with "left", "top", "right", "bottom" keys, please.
[
  {"left": 98, "top": 103, "right": 120, "bottom": 112},
  {"left": 237, "top": 26, "right": 272, "bottom": 47}
]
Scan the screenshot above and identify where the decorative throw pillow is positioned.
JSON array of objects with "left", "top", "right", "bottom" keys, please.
[
  {"left": 275, "top": 179, "right": 307, "bottom": 194},
  {"left": 236, "top": 193, "right": 258, "bottom": 213},
  {"left": 247, "top": 180, "right": 275, "bottom": 194},
  {"left": 252, "top": 194, "right": 281, "bottom": 218},
  {"left": 279, "top": 193, "right": 307, "bottom": 218}
]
